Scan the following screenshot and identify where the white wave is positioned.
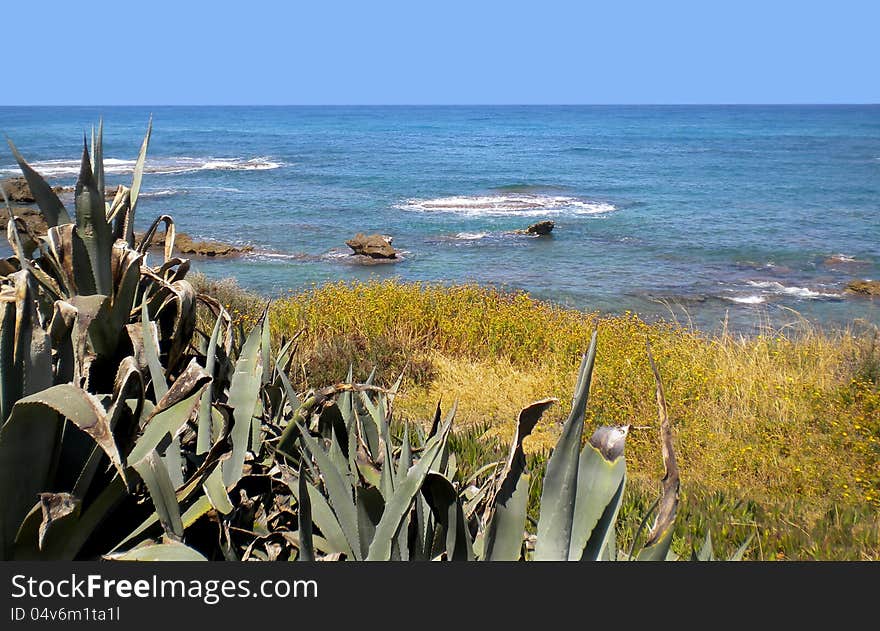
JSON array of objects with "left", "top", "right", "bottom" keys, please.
[
  {"left": 455, "top": 232, "right": 489, "bottom": 240},
  {"left": 726, "top": 295, "right": 766, "bottom": 305},
  {"left": 746, "top": 281, "right": 840, "bottom": 300},
  {"left": 829, "top": 253, "right": 857, "bottom": 263},
  {"left": 0, "top": 156, "right": 282, "bottom": 178},
  {"left": 396, "top": 194, "right": 615, "bottom": 217},
  {"left": 139, "top": 189, "right": 179, "bottom": 198}
]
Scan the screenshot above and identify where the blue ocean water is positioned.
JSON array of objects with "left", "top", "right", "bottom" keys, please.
[{"left": 1, "top": 105, "right": 878, "bottom": 333}]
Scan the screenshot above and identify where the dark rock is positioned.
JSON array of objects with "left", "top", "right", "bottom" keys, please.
[
  {"left": 1, "top": 177, "right": 64, "bottom": 203},
  {"left": 845, "top": 279, "right": 880, "bottom": 296},
  {"left": 525, "top": 220, "right": 555, "bottom": 235},
  {"left": 509, "top": 220, "right": 555, "bottom": 236},
  {"left": 345, "top": 233, "right": 398, "bottom": 259}
]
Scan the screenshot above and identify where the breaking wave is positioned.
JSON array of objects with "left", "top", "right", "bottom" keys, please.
[
  {"left": 396, "top": 194, "right": 615, "bottom": 217},
  {"left": 0, "top": 156, "right": 282, "bottom": 178}
]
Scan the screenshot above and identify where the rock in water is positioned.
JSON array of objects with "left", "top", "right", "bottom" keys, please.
[
  {"left": 345, "top": 233, "right": 399, "bottom": 259},
  {"left": 846, "top": 279, "right": 880, "bottom": 296},
  {"left": 1, "top": 177, "right": 64, "bottom": 203},
  {"left": 510, "top": 220, "right": 555, "bottom": 236},
  {"left": 135, "top": 231, "right": 254, "bottom": 257},
  {"left": 1, "top": 177, "right": 35, "bottom": 203},
  {"left": 525, "top": 220, "right": 555, "bottom": 235},
  {"left": 0, "top": 206, "right": 48, "bottom": 235}
]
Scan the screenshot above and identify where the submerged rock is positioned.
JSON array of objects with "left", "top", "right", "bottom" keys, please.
[
  {"left": 345, "top": 233, "right": 399, "bottom": 259},
  {"left": 824, "top": 254, "right": 869, "bottom": 267},
  {"left": 845, "top": 279, "right": 880, "bottom": 296}
]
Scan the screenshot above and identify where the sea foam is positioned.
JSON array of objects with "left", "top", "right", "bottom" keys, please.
[
  {"left": 396, "top": 194, "right": 615, "bottom": 217},
  {"left": 746, "top": 281, "right": 840, "bottom": 300},
  {"left": 0, "top": 156, "right": 282, "bottom": 178}
]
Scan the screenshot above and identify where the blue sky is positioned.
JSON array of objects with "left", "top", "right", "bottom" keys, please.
[{"left": 6, "top": 0, "right": 878, "bottom": 104}]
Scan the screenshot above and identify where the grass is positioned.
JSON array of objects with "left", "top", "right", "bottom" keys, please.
[{"left": 191, "top": 273, "right": 880, "bottom": 560}]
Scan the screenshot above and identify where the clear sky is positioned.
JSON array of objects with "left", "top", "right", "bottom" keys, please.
[{"left": 5, "top": 0, "right": 878, "bottom": 104}]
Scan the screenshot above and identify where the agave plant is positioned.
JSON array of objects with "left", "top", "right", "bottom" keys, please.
[{"left": 0, "top": 121, "right": 279, "bottom": 560}]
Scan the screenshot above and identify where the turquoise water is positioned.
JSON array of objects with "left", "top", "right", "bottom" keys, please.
[{"left": 1, "top": 105, "right": 878, "bottom": 333}]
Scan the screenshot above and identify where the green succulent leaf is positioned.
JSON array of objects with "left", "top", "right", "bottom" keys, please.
[
  {"left": 298, "top": 427, "right": 362, "bottom": 559},
  {"left": 570, "top": 426, "right": 629, "bottom": 561},
  {"left": 107, "top": 541, "right": 207, "bottom": 561},
  {"left": 222, "top": 322, "right": 263, "bottom": 487},
  {"left": 483, "top": 398, "right": 556, "bottom": 561},
  {"left": 535, "top": 332, "right": 597, "bottom": 561},
  {"left": 366, "top": 415, "right": 452, "bottom": 561}
]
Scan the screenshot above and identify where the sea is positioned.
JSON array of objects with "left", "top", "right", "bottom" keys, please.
[{"left": 1, "top": 105, "right": 878, "bottom": 334}]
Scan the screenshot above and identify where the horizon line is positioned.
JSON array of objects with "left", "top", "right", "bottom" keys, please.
[{"left": 1, "top": 103, "right": 878, "bottom": 107}]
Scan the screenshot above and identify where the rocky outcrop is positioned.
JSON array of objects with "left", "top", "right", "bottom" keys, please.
[
  {"left": 524, "top": 220, "right": 554, "bottom": 235},
  {"left": 345, "top": 233, "right": 399, "bottom": 259},
  {"left": 1, "top": 177, "right": 64, "bottom": 203},
  {"left": 136, "top": 231, "right": 254, "bottom": 258},
  {"left": 0, "top": 206, "right": 48, "bottom": 235},
  {"left": 510, "top": 220, "right": 555, "bottom": 236},
  {"left": 846, "top": 279, "right": 880, "bottom": 296}
]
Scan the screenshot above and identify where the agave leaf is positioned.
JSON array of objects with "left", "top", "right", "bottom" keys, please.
[
  {"left": 328, "top": 426, "right": 350, "bottom": 484},
  {"left": 580, "top": 470, "right": 626, "bottom": 562},
  {"left": 421, "top": 472, "right": 474, "bottom": 561},
  {"left": 365, "top": 415, "right": 452, "bottom": 561},
  {"left": 483, "top": 398, "right": 556, "bottom": 561},
  {"left": 0, "top": 400, "right": 63, "bottom": 559},
  {"left": 131, "top": 450, "right": 184, "bottom": 540},
  {"left": 638, "top": 342, "right": 680, "bottom": 561},
  {"left": 0, "top": 296, "right": 18, "bottom": 425},
  {"left": 297, "top": 461, "right": 315, "bottom": 561},
  {"left": 93, "top": 119, "right": 104, "bottom": 198},
  {"left": 356, "top": 485, "right": 385, "bottom": 558},
  {"left": 535, "top": 332, "right": 598, "bottom": 561},
  {"left": 162, "top": 437, "right": 185, "bottom": 489},
  {"left": 221, "top": 322, "right": 263, "bottom": 487},
  {"left": 74, "top": 358, "right": 144, "bottom": 499},
  {"left": 12, "top": 493, "right": 81, "bottom": 560},
  {"left": 137, "top": 214, "right": 175, "bottom": 262},
  {"left": 32, "top": 385, "right": 128, "bottom": 483},
  {"left": 107, "top": 541, "right": 207, "bottom": 561},
  {"left": 6, "top": 139, "right": 72, "bottom": 226},
  {"left": 154, "top": 280, "right": 197, "bottom": 372},
  {"left": 107, "top": 242, "right": 143, "bottom": 343},
  {"left": 74, "top": 141, "right": 112, "bottom": 295},
  {"left": 203, "top": 466, "right": 233, "bottom": 515},
  {"left": 126, "top": 117, "right": 152, "bottom": 244},
  {"left": 197, "top": 311, "right": 225, "bottom": 454},
  {"left": 395, "top": 425, "right": 412, "bottom": 487},
  {"left": 728, "top": 533, "right": 755, "bottom": 561},
  {"left": 62, "top": 475, "right": 128, "bottom": 559},
  {"left": 260, "top": 304, "right": 271, "bottom": 384},
  {"left": 693, "top": 530, "right": 715, "bottom": 561},
  {"left": 141, "top": 296, "right": 167, "bottom": 401},
  {"left": 126, "top": 360, "right": 211, "bottom": 466},
  {"left": 285, "top": 471, "right": 353, "bottom": 558},
  {"left": 355, "top": 391, "right": 381, "bottom": 460},
  {"left": 570, "top": 425, "right": 629, "bottom": 560},
  {"left": 298, "top": 427, "right": 362, "bottom": 559}
]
